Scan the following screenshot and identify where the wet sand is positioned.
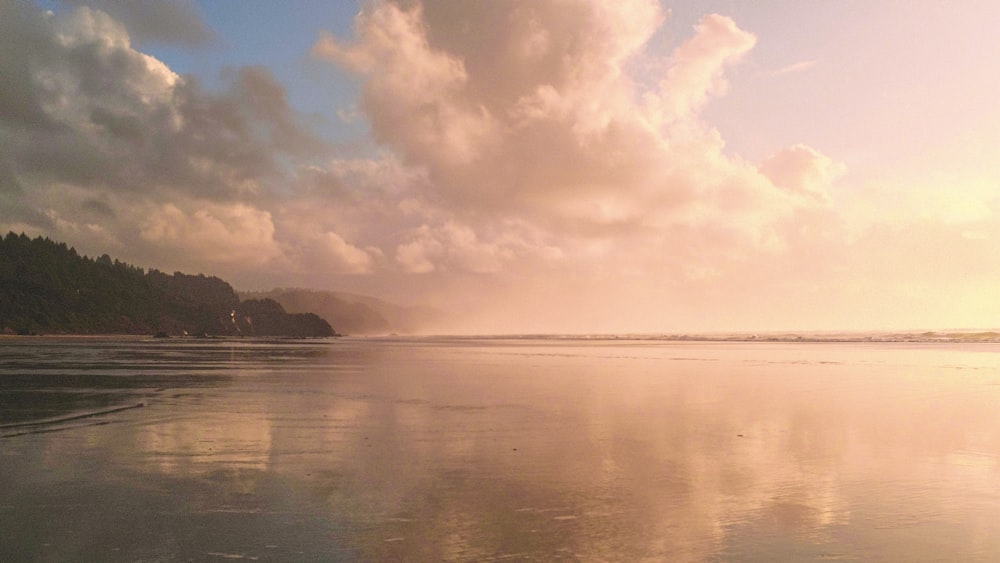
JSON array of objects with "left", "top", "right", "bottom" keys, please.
[{"left": 3, "top": 337, "right": 1000, "bottom": 561}]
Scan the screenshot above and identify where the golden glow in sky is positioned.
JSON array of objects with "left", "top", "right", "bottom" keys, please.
[{"left": 4, "top": 1, "right": 1000, "bottom": 333}]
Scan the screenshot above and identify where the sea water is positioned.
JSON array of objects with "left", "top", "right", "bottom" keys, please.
[{"left": 2, "top": 336, "right": 1000, "bottom": 561}]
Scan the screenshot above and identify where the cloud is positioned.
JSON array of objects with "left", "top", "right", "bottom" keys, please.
[
  {"left": 273, "top": 212, "right": 380, "bottom": 276},
  {"left": 312, "top": 3, "right": 495, "bottom": 167},
  {"left": 304, "top": 0, "right": 880, "bottom": 331},
  {"left": 15, "top": 1, "right": 963, "bottom": 332},
  {"left": 769, "top": 60, "right": 818, "bottom": 77},
  {"left": 314, "top": 1, "right": 833, "bottom": 275},
  {"left": 395, "top": 225, "right": 442, "bottom": 274},
  {"left": 0, "top": 4, "right": 317, "bottom": 203},
  {"left": 139, "top": 202, "right": 282, "bottom": 267},
  {"left": 59, "top": 0, "right": 215, "bottom": 47},
  {"left": 759, "top": 144, "right": 843, "bottom": 201},
  {"left": 393, "top": 220, "right": 558, "bottom": 274},
  {"left": 0, "top": 3, "right": 345, "bottom": 278},
  {"left": 653, "top": 13, "right": 757, "bottom": 123}
]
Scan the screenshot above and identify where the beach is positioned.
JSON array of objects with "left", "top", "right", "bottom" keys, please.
[{"left": 3, "top": 336, "right": 1000, "bottom": 561}]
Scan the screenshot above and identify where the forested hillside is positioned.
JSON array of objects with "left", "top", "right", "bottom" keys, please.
[{"left": 0, "top": 233, "right": 334, "bottom": 337}]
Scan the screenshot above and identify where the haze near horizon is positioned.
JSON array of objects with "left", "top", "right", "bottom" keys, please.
[{"left": 3, "top": 1, "right": 1000, "bottom": 334}]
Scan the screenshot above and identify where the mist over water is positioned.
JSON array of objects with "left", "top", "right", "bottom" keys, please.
[{"left": 2, "top": 336, "right": 1000, "bottom": 561}]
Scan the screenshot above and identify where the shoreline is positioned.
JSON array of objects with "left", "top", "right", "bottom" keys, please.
[{"left": 5, "top": 330, "right": 1000, "bottom": 344}]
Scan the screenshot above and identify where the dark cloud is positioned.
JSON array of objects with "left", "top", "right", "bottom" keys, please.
[
  {"left": 0, "top": 2, "right": 352, "bottom": 274},
  {"left": 60, "top": 0, "right": 215, "bottom": 47},
  {"left": 0, "top": 189, "right": 53, "bottom": 229},
  {"left": 81, "top": 198, "right": 116, "bottom": 219},
  {"left": 229, "top": 66, "right": 322, "bottom": 155},
  {"left": 0, "top": 3, "right": 322, "bottom": 204},
  {"left": 0, "top": 2, "right": 62, "bottom": 131}
]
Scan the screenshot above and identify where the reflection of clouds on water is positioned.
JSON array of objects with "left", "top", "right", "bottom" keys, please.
[
  {"left": 6, "top": 339, "right": 1000, "bottom": 561},
  {"left": 240, "top": 345, "right": 860, "bottom": 561},
  {"left": 137, "top": 410, "right": 273, "bottom": 475},
  {"left": 300, "top": 342, "right": 1000, "bottom": 560},
  {"left": 563, "top": 368, "right": 852, "bottom": 558}
]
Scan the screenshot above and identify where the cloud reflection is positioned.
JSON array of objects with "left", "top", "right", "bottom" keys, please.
[{"left": 5, "top": 339, "right": 1000, "bottom": 560}]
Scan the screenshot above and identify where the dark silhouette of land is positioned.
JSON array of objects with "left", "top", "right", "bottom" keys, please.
[
  {"left": 0, "top": 232, "right": 334, "bottom": 337},
  {"left": 244, "top": 288, "right": 444, "bottom": 335}
]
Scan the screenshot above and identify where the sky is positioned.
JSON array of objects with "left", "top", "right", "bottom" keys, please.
[{"left": 3, "top": 0, "right": 1000, "bottom": 334}]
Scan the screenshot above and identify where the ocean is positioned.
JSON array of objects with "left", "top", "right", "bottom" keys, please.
[{"left": 2, "top": 336, "right": 999, "bottom": 561}]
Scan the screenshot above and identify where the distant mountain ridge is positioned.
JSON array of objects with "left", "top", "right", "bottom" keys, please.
[
  {"left": 0, "top": 232, "right": 334, "bottom": 337},
  {"left": 243, "top": 288, "right": 443, "bottom": 335}
]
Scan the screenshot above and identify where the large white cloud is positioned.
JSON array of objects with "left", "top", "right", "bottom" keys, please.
[{"left": 308, "top": 0, "right": 844, "bottom": 326}]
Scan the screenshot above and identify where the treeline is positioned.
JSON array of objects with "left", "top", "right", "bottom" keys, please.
[{"left": 0, "top": 232, "right": 335, "bottom": 337}]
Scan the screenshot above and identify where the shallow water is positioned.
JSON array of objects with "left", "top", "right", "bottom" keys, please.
[{"left": 2, "top": 337, "right": 1000, "bottom": 561}]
